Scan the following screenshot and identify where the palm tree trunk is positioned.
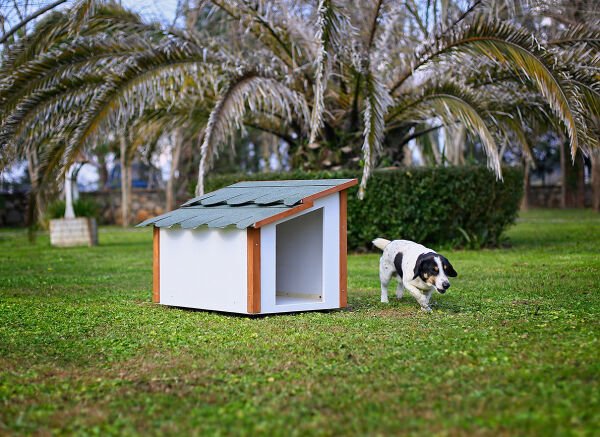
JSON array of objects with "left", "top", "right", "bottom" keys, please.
[
  {"left": 98, "top": 154, "right": 109, "bottom": 191},
  {"left": 166, "top": 129, "right": 183, "bottom": 211},
  {"left": 559, "top": 137, "right": 566, "bottom": 208},
  {"left": 446, "top": 125, "right": 466, "bottom": 165},
  {"left": 25, "top": 148, "right": 45, "bottom": 226},
  {"left": 119, "top": 134, "right": 131, "bottom": 227},
  {"left": 591, "top": 148, "right": 600, "bottom": 212},
  {"left": 521, "top": 161, "right": 530, "bottom": 211},
  {"left": 560, "top": 140, "right": 585, "bottom": 208}
]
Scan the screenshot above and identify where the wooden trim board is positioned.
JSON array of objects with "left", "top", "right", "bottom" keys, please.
[
  {"left": 339, "top": 190, "right": 348, "bottom": 308},
  {"left": 302, "top": 179, "right": 357, "bottom": 204},
  {"left": 253, "top": 201, "right": 314, "bottom": 228},
  {"left": 153, "top": 226, "right": 160, "bottom": 303},
  {"left": 247, "top": 227, "right": 261, "bottom": 313}
]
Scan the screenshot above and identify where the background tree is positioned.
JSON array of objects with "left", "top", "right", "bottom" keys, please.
[
  {"left": 1, "top": 0, "right": 75, "bottom": 225},
  {"left": 0, "top": 0, "right": 598, "bottom": 225},
  {"left": 501, "top": 0, "right": 600, "bottom": 209}
]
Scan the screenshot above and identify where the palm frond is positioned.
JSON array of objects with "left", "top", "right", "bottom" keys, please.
[
  {"left": 549, "top": 24, "right": 600, "bottom": 51},
  {"left": 391, "top": 15, "right": 584, "bottom": 160},
  {"left": 69, "top": 0, "right": 103, "bottom": 33},
  {"left": 494, "top": 114, "right": 535, "bottom": 166},
  {"left": 358, "top": 69, "right": 392, "bottom": 198},
  {"left": 0, "top": 10, "right": 71, "bottom": 76},
  {"left": 392, "top": 82, "right": 501, "bottom": 178},
  {"left": 1, "top": 38, "right": 221, "bottom": 167},
  {"left": 365, "top": 0, "right": 385, "bottom": 50},
  {"left": 309, "top": 0, "right": 351, "bottom": 144},
  {"left": 197, "top": 71, "right": 309, "bottom": 195},
  {"left": 210, "top": 0, "right": 312, "bottom": 75},
  {"left": 0, "top": 36, "right": 153, "bottom": 117}
]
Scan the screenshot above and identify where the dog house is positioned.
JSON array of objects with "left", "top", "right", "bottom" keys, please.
[{"left": 137, "top": 179, "right": 357, "bottom": 314}]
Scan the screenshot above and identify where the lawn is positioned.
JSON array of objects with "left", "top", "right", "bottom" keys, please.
[{"left": 0, "top": 209, "right": 598, "bottom": 435}]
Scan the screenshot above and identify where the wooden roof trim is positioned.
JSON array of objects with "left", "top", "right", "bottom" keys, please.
[
  {"left": 252, "top": 179, "right": 357, "bottom": 229},
  {"left": 253, "top": 201, "right": 314, "bottom": 228},
  {"left": 300, "top": 178, "right": 357, "bottom": 203}
]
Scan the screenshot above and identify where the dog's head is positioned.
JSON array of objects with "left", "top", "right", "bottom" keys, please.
[{"left": 414, "top": 252, "right": 457, "bottom": 293}]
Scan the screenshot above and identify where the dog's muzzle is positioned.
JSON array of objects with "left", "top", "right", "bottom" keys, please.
[{"left": 438, "top": 281, "right": 450, "bottom": 293}]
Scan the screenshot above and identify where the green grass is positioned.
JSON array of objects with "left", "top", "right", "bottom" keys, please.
[{"left": 1, "top": 209, "right": 598, "bottom": 436}]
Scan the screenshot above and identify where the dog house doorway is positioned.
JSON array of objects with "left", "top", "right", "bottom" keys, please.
[{"left": 275, "top": 208, "right": 324, "bottom": 305}]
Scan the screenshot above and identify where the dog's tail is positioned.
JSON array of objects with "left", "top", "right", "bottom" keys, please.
[{"left": 372, "top": 238, "right": 391, "bottom": 251}]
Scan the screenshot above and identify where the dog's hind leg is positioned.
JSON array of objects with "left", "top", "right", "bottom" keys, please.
[
  {"left": 379, "top": 258, "right": 394, "bottom": 303},
  {"left": 396, "top": 280, "right": 404, "bottom": 299}
]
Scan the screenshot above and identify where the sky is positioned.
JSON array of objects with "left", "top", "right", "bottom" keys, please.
[
  {"left": 0, "top": 1, "right": 179, "bottom": 30},
  {"left": 120, "top": 0, "right": 179, "bottom": 25}
]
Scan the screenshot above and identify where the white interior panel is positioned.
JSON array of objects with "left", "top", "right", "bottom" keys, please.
[
  {"left": 160, "top": 227, "right": 247, "bottom": 313},
  {"left": 260, "top": 194, "right": 340, "bottom": 314},
  {"left": 276, "top": 208, "right": 323, "bottom": 301}
]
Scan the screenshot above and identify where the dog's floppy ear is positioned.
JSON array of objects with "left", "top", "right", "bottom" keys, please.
[
  {"left": 413, "top": 252, "right": 436, "bottom": 279},
  {"left": 441, "top": 256, "right": 457, "bottom": 277}
]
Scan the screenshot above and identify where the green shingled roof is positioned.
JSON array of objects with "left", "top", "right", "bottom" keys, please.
[{"left": 137, "top": 179, "right": 357, "bottom": 230}]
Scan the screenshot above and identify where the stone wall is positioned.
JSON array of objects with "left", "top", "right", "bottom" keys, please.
[
  {"left": 0, "top": 189, "right": 184, "bottom": 227},
  {"left": 527, "top": 185, "right": 592, "bottom": 208},
  {"left": 0, "top": 193, "right": 28, "bottom": 226},
  {"left": 82, "top": 189, "right": 180, "bottom": 225}
]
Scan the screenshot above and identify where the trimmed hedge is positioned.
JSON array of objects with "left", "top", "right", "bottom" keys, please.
[{"left": 205, "top": 166, "right": 523, "bottom": 249}]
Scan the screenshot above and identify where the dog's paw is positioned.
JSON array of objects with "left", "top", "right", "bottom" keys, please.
[
  {"left": 381, "top": 298, "right": 389, "bottom": 303},
  {"left": 420, "top": 306, "right": 433, "bottom": 313}
]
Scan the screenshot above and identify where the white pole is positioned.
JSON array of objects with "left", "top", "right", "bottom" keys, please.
[{"left": 64, "top": 165, "right": 76, "bottom": 219}]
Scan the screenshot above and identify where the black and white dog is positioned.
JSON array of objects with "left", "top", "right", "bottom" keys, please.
[{"left": 372, "top": 238, "right": 457, "bottom": 312}]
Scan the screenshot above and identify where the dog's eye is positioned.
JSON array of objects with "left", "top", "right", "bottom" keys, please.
[{"left": 434, "top": 266, "right": 439, "bottom": 272}]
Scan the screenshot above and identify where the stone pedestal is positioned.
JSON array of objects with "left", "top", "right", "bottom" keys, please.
[{"left": 49, "top": 218, "right": 98, "bottom": 247}]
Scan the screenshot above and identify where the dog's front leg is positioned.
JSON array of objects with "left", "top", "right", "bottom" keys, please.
[
  {"left": 403, "top": 282, "right": 432, "bottom": 312},
  {"left": 424, "top": 289, "right": 434, "bottom": 308}
]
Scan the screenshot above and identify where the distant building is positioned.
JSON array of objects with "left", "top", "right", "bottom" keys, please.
[{"left": 106, "top": 160, "right": 163, "bottom": 190}]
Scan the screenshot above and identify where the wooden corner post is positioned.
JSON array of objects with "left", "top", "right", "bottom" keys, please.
[
  {"left": 339, "top": 190, "right": 348, "bottom": 308},
  {"left": 247, "top": 227, "right": 261, "bottom": 314},
  {"left": 152, "top": 226, "right": 160, "bottom": 303}
]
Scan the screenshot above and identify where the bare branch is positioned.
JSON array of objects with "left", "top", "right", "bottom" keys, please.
[{"left": 0, "top": 0, "right": 67, "bottom": 45}]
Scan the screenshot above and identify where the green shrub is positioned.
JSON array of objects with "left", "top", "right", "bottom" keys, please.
[
  {"left": 204, "top": 166, "right": 523, "bottom": 249},
  {"left": 46, "top": 198, "right": 99, "bottom": 220}
]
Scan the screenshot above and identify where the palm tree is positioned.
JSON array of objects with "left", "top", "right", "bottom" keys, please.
[
  {"left": 0, "top": 0, "right": 598, "bottom": 216},
  {"left": 530, "top": 0, "right": 600, "bottom": 211}
]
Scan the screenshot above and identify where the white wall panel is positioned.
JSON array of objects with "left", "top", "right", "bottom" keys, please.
[{"left": 160, "top": 227, "right": 247, "bottom": 313}]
